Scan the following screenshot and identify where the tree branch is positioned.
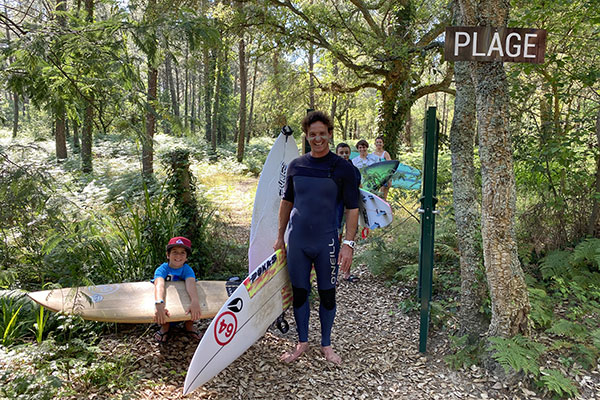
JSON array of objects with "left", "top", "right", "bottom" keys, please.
[
  {"left": 411, "top": 66, "right": 455, "bottom": 100},
  {"left": 348, "top": 0, "right": 385, "bottom": 39}
]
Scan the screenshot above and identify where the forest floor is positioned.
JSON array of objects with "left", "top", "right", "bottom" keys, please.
[{"left": 114, "top": 171, "right": 592, "bottom": 400}]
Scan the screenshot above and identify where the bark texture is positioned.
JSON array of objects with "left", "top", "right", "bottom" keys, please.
[
  {"left": 55, "top": 113, "right": 67, "bottom": 160},
  {"left": 458, "top": 0, "right": 531, "bottom": 338},
  {"left": 143, "top": 65, "right": 157, "bottom": 176},
  {"left": 450, "top": 56, "right": 486, "bottom": 338}
]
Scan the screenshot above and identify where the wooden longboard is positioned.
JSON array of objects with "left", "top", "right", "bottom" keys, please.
[
  {"left": 27, "top": 281, "right": 229, "bottom": 324},
  {"left": 184, "top": 250, "right": 292, "bottom": 395}
]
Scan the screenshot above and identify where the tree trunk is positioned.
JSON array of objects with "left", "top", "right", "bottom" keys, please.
[
  {"left": 144, "top": 65, "right": 158, "bottom": 176},
  {"left": 450, "top": 57, "right": 486, "bottom": 338},
  {"left": 237, "top": 35, "right": 247, "bottom": 163},
  {"left": 273, "top": 51, "right": 287, "bottom": 128},
  {"left": 72, "top": 118, "right": 80, "bottom": 152},
  {"left": 211, "top": 50, "right": 221, "bottom": 152},
  {"left": 12, "top": 89, "right": 18, "bottom": 138},
  {"left": 246, "top": 56, "right": 258, "bottom": 145},
  {"left": 55, "top": 113, "right": 67, "bottom": 160},
  {"left": 191, "top": 69, "right": 196, "bottom": 134},
  {"left": 308, "top": 45, "right": 315, "bottom": 109},
  {"left": 54, "top": 0, "right": 67, "bottom": 159},
  {"left": 344, "top": 109, "right": 349, "bottom": 140},
  {"left": 81, "top": 0, "right": 94, "bottom": 174},
  {"left": 203, "top": 48, "right": 215, "bottom": 143},
  {"left": 588, "top": 108, "right": 600, "bottom": 236},
  {"left": 4, "top": 5, "right": 18, "bottom": 138},
  {"left": 165, "top": 53, "right": 179, "bottom": 120},
  {"left": 459, "top": 0, "right": 530, "bottom": 338},
  {"left": 450, "top": 3, "right": 486, "bottom": 339},
  {"left": 184, "top": 44, "right": 189, "bottom": 129}
]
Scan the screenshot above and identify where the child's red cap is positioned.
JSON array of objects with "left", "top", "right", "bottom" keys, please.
[{"left": 166, "top": 236, "right": 192, "bottom": 254}]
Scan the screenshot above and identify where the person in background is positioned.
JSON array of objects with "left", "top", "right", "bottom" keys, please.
[
  {"left": 153, "top": 236, "right": 202, "bottom": 343},
  {"left": 371, "top": 135, "right": 392, "bottom": 200},
  {"left": 336, "top": 142, "right": 361, "bottom": 283},
  {"left": 352, "top": 139, "right": 378, "bottom": 169}
]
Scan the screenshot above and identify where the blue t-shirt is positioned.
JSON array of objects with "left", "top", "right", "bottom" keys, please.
[{"left": 153, "top": 263, "right": 195, "bottom": 282}]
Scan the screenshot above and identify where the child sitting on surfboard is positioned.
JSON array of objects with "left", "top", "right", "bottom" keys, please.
[{"left": 153, "top": 236, "right": 202, "bottom": 343}]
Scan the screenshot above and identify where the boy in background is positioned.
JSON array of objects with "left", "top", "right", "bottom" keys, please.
[
  {"left": 153, "top": 236, "right": 202, "bottom": 343},
  {"left": 336, "top": 143, "right": 361, "bottom": 283}
]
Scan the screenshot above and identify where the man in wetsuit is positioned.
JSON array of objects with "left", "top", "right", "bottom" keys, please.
[{"left": 273, "top": 111, "right": 359, "bottom": 365}]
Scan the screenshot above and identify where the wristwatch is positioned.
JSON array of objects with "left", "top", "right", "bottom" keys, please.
[
  {"left": 342, "top": 240, "right": 355, "bottom": 249},
  {"left": 155, "top": 299, "right": 164, "bottom": 305}
]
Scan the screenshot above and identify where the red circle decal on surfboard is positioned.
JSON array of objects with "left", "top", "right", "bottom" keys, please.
[{"left": 214, "top": 311, "right": 237, "bottom": 346}]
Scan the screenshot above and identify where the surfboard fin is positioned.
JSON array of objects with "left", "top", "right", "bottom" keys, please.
[
  {"left": 226, "top": 277, "right": 242, "bottom": 296},
  {"left": 273, "top": 312, "right": 289, "bottom": 334}
]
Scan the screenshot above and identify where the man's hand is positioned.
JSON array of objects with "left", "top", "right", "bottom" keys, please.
[
  {"left": 338, "top": 244, "right": 353, "bottom": 277},
  {"left": 273, "top": 237, "right": 287, "bottom": 259},
  {"left": 154, "top": 304, "right": 170, "bottom": 325},
  {"left": 187, "top": 301, "right": 202, "bottom": 321}
]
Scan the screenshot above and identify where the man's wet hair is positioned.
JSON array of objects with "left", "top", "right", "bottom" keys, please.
[{"left": 301, "top": 111, "right": 333, "bottom": 134}]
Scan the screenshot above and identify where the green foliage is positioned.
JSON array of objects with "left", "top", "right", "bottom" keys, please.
[
  {"left": 0, "top": 338, "right": 139, "bottom": 399},
  {"left": 528, "top": 287, "right": 554, "bottom": 329},
  {"left": 488, "top": 335, "right": 546, "bottom": 377},
  {"left": 537, "top": 369, "right": 579, "bottom": 399},
  {"left": 547, "top": 319, "right": 589, "bottom": 340},
  {"left": 445, "top": 334, "right": 485, "bottom": 370},
  {"left": 32, "top": 305, "right": 49, "bottom": 344},
  {"left": 0, "top": 293, "right": 34, "bottom": 346},
  {"left": 571, "top": 238, "right": 600, "bottom": 269},
  {"left": 540, "top": 250, "right": 572, "bottom": 280}
]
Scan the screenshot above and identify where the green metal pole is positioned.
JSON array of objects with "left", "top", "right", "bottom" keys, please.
[{"left": 418, "top": 107, "right": 439, "bottom": 353}]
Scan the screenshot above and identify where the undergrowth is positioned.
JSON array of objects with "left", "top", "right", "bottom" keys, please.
[{"left": 360, "top": 192, "right": 600, "bottom": 398}]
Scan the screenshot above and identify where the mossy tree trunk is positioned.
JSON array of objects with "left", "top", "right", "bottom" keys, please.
[
  {"left": 449, "top": 2, "right": 486, "bottom": 340},
  {"left": 458, "top": 0, "right": 531, "bottom": 339}
]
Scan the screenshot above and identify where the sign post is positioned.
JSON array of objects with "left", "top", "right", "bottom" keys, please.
[
  {"left": 418, "top": 107, "right": 439, "bottom": 353},
  {"left": 444, "top": 26, "right": 547, "bottom": 64}
]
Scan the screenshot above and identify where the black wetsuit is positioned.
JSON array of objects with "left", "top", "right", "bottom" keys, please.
[{"left": 283, "top": 151, "right": 359, "bottom": 346}]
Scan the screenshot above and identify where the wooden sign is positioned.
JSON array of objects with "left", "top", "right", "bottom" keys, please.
[{"left": 444, "top": 26, "right": 547, "bottom": 64}]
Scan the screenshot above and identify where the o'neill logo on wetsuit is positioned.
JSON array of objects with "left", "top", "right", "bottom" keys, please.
[
  {"left": 278, "top": 161, "right": 288, "bottom": 197},
  {"left": 329, "top": 238, "right": 337, "bottom": 285},
  {"left": 243, "top": 251, "right": 285, "bottom": 298}
]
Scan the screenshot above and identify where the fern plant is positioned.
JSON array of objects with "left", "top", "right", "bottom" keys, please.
[
  {"left": 547, "top": 319, "right": 589, "bottom": 340},
  {"left": 488, "top": 335, "right": 546, "bottom": 377},
  {"left": 539, "top": 250, "right": 572, "bottom": 280},
  {"left": 528, "top": 287, "right": 554, "bottom": 329},
  {"left": 570, "top": 238, "right": 600, "bottom": 270},
  {"left": 537, "top": 368, "right": 579, "bottom": 398}
]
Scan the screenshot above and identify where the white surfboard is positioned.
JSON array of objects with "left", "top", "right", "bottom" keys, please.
[
  {"left": 184, "top": 249, "right": 292, "bottom": 395},
  {"left": 248, "top": 127, "right": 299, "bottom": 273},
  {"left": 358, "top": 189, "right": 393, "bottom": 230}
]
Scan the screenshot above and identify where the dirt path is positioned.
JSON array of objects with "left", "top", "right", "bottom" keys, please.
[{"left": 114, "top": 173, "right": 588, "bottom": 400}]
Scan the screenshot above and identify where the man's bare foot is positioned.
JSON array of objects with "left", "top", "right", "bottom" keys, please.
[
  {"left": 321, "top": 345, "right": 342, "bottom": 364},
  {"left": 280, "top": 342, "right": 309, "bottom": 363}
]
